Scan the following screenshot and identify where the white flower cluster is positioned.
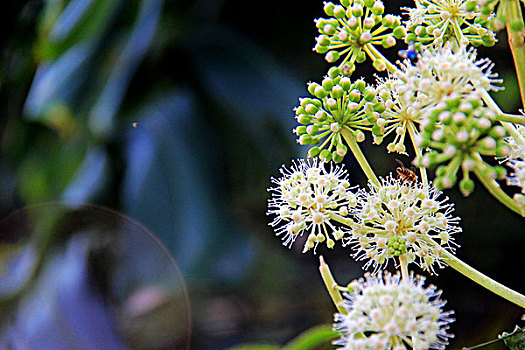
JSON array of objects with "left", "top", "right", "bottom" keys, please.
[
  {"left": 267, "top": 159, "right": 356, "bottom": 252},
  {"left": 401, "top": 46, "right": 502, "bottom": 113},
  {"left": 346, "top": 176, "right": 461, "bottom": 273},
  {"left": 334, "top": 272, "right": 454, "bottom": 350}
]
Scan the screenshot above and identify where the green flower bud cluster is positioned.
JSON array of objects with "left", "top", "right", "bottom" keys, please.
[
  {"left": 403, "top": 0, "right": 497, "bottom": 47},
  {"left": 476, "top": 0, "right": 512, "bottom": 32},
  {"left": 417, "top": 95, "right": 510, "bottom": 195},
  {"left": 314, "top": 0, "right": 404, "bottom": 76},
  {"left": 294, "top": 68, "right": 378, "bottom": 162},
  {"left": 387, "top": 236, "right": 407, "bottom": 256}
]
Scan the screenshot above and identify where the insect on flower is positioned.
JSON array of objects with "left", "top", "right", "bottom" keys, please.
[
  {"left": 395, "top": 158, "right": 417, "bottom": 183},
  {"left": 398, "top": 41, "right": 420, "bottom": 64}
]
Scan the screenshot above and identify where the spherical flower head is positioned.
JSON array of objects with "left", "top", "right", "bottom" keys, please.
[
  {"left": 295, "top": 73, "right": 377, "bottom": 163},
  {"left": 402, "top": 46, "right": 502, "bottom": 113},
  {"left": 314, "top": 0, "right": 403, "bottom": 76},
  {"left": 333, "top": 272, "right": 454, "bottom": 350},
  {"left": 267, "top": 159, "right": 357, "bottom": 253},
  {"left": 417, "top": 95, "right": 508, "bottom": 195},
  {"left": 346, "top": 175, "right": 461, "bottom": 273},
  {"left": 403, "top": 0, "right": 496, "bottom": 47}
]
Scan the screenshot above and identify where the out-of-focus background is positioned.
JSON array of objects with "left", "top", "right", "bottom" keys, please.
[{"left": 0, "top": 0, "right": 523, "bottom": 349}]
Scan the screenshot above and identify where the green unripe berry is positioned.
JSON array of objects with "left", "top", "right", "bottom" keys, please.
[
  {"left": 355, "top": 80, "right": 366, "bottom": 93},
  {"left": 317, "top": 35, "right": 330, "bottom": 46},
  {"left": 313, "top": 86, "right": 327, "bottom": 99},
  {"left": 373, "top": 59, "right": 387, "bottom": 71},
  {"left": 405, "top": 33, "right": 417, "bottom": 43},
  {"left": 364, "top": 0, "right": 374, "bottom": 8},
  {"left": 371, "top": 1, "right": 384, "bottom": 15},
  {"left": 363, "top": 88, "right": 375, "bottom": 101},
  {"left": 459, "top": 178, "right": 475, "bottom": 196},
  {"left": 349, "top": 89, "right": 361, "bottom": 103},
  {"left": 372, "top": 124, "right": 382, "bottom": 136},
  {"left": 328, "top": 66, "right": 341, "bottom": 78},
  {"left": 332, "top": 151, "right": 344, "bottom": 163},
  {"left": 373, "top": 102, "right": 385, "bottom": 113},
  {"left": 307, "top": 124, "right": 319, "bottom": 135},
  {"left": 381, "top": 36, "right": 396, "bottom": 48},
  {"left": 340, "top": 76, "right": 351, "bottom": 91},
  {"left": 332, "top": 85, "right": 344, "bottom": 99},
  {"left": 308, "top": 147, "right": 321, "bottom": 158},
  {"left": 295, "top": 126, "right": 307, "bottom": 135},
  {"left": 299, "top": 134, "right": 313, "bottom": 145},
  {"left": 334, "top": 5, "right": 346, "bottom": 18},
  {"left": 322, "top": 78, "right": 335, "bottom": 91},
  {"left": 315, "top": 44, "right": 328, "bottom": 54},
  {"left": 308, "top": 83, "right": 319, "bottom": 95},
  {"left": 324, "top": 2, "right": 335, "bottom": 16},
  {"left": 340, "top": 0, "right": 350, "bottom": 7},
  {"left": 305, "top": 103, "right": 319, "bottom": 114},
  {"left": 319, "top": 149, "right": 332, "bottom": 162},
  {"left": 336, "top": 143, "right": 348, "bottom": 155},
  {"left": 325, "top": 50, "right": 340, "bottom": 63},
  {"left": 351, "top": 3, "right": 364, "bottom": 17},
  {"left": 297, "top": 114, "right": 311, "bottom": 125}
]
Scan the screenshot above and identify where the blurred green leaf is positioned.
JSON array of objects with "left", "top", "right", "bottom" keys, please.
[
  {"left": 37, "top": 0, "right": 121, "bottom": 60},
  {"left": 282, "top": 325, "right": 337, "bottom": 350}
]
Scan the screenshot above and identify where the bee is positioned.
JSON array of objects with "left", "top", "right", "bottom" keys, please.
[
  {"left": 398, "top": 41, "right": 420, "bottom": 64},
  {"left": 395, "top": 159, "right": 417, "bottom": 184}
]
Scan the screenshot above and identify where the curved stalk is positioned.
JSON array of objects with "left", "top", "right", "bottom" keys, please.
[
  {"left": 319, "top": 256, "right": 347, "bottom": 314},
  {"left": 498, "top": 112, "right": 525, "bottom": 125},
  {"left": 480, "top": 85, "right": 525, "bottom": 146},
  {"left": 441, "top": 250, "right": 525, "bottom": 308},
  {"left": 341, "top": 129, "right": 380, "bottom": 186},
  {"left": 473, "top": 156, "right": 524, "bottom": 216},
  {"left": 366, "top": 44, "right": 400, "bottom": 75}
]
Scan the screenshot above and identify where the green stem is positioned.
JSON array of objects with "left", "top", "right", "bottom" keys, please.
[
  {"left": 329, "top": 213, "right": 355, "bottom": 227},
  {"left": 319, "top": 256, "right": 347, "bottom": 314},
  {"left": 441, "top": 250, "right": 525, "bottom": 308},
  {"left": 498, "top": 112, "right": 525, "bottom": 125},
  {"left": 398, "top": 254, "right": 409, "bottom": 281},
  {"left": 407, "top": 122, "right": 428, "bottom": 185},
  {"left": 473, "top": 157, "right": 524, "bottom": 216},
  {"left": 502, "top": 0, "right": 525, "bottom": 107},
  {"left": 341, "top": 129, "right": 380, "bottom": 186},
  {"left": 366, "top": 44, "right": 400, "bottom": 75}
]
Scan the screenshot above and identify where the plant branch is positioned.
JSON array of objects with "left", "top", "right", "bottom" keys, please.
[{"left": 441, "top": 249, "right": 525, "bottom": 308}]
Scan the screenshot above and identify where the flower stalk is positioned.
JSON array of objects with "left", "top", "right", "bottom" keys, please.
[
  {"left": 341, "top": 128, "right": 380, "bottom": 186},
  {"left": 319, "top": 256, "right": 346, "bottom": 314},
  {"left": 441, "top": 249, "right": 525, "bottom": 308}
]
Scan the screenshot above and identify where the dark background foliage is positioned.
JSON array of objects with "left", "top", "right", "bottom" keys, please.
[{"left": 0, "top": 0, "right": 523, "bottom": 349}]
